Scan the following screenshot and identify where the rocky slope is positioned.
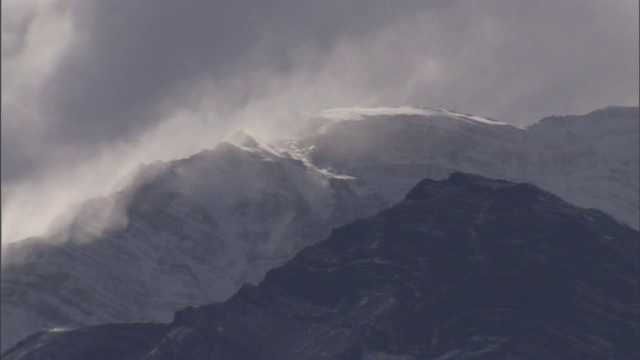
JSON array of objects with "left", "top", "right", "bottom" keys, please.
[
  {"left": 1, "top": 106, "right": 638, "bottom": 351},
  {"left": 5, "top": 173, "right": 638, "bottom": 360}
]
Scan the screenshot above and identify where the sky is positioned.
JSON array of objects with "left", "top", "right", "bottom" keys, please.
[{"left": 1, "top": 0, "right": 639, "bottom": 244}]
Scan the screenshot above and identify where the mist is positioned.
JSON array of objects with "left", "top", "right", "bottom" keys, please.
[{"left": 2, "top": 0, "right": 638, "bottom": 244}]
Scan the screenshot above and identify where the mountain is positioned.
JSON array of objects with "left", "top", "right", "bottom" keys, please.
[
  {"left": 5, "top": 173, "right": 638, "bottom": 360},
  {"left": 284, "top": 106, "right": 639, "bottom": 228},
  {"left": 1, "top": 106, "right": 638, "bottom": 351},
  {"left": 1, "top": 132, "right": 370, "bottom": 351}
]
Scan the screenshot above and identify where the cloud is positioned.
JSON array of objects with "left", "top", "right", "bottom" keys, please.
[
  {"left": 1, "top": 0, "right": 638, "bottom": 244},
  {"left": 2, "top": 0, "right": 77, "bottom": 183}
]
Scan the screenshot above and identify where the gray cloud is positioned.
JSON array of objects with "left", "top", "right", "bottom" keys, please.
[
  {"left": 41, "top": 0, "right": 442, "bottom": 145},
  {"left": 1, "top": 0, "right": 638, "bottom": 243},
  {"left": 4, "top": 0, "right": 448, "bottom": 182}
]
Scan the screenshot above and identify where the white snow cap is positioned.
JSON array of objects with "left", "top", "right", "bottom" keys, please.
[{"left": 319, "top": 106, "right": 515, "bottom": 127}]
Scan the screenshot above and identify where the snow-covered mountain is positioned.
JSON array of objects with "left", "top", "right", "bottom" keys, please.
[
  {"left": 5, "top": 173, "right": 638, "bottom": 360},
  {"left": 1, "top": 106, "right": 638, "bottom": 351},
  {"left": 1, "top": 132, "right": 371, "bottom": 352},
  {"left": 284, "top": 106, "right": 639, "bottom": 228}
]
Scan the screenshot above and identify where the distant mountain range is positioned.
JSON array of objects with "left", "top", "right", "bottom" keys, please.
[
  {"left": 2, "top": 106, "right": 638, "bottom": 353},
  {"left": 5, "top": 173, "right": 638, "bottom": 359}
]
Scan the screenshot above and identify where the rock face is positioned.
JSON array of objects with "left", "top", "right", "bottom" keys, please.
[
  {"left": 5, "top": 173, "right": 638, "bottom": 360},
  {"left": 1, "top": 106, "right": 638, "bottom": 351}
]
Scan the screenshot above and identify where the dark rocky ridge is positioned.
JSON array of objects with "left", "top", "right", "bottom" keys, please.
[{"left": 4, "top": 173, "right": 639, "bottom": 360}]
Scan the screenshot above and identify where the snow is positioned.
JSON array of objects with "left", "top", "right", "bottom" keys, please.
[
  {"left": 319, "top": 106, "right": 517, "bottom": 128},
  {"left": 319, "top": 106, "right": 440, "bottom": 121},
  {"left": 2, "top": 106, "right": 637, "bottom": 352},
  {"left": 1, "top": 132, "right": 368, "bottom": 351},
  {"left": 293, "top": 106, "right": 638, "bottom": 229},
  {"left": 436, "top": 108, "right": 516, "bottom": 127}
]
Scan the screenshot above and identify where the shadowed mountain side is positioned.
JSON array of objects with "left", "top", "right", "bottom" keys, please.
[{"left": 5, "top": 173, "right": 638, "bottom": 360}]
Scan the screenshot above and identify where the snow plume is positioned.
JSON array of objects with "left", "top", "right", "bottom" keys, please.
[{"left": 2, "top": 0, "right": 638, "bottom": 245}]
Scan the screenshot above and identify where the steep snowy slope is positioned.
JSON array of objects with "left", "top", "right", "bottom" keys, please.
[
  {"left": 283, "top": 106, "right": 639, "bottom": 228},
  {"left": 5, "top": 173, "right": 638, "bottom": 360},
  {"left": 1, "top": 106, "right": 637, "bottom": 351},
  {"left": 1, "top": 133, "right": 369, "bottom": 351},
  {"left": 527, "top": 106, "right": 639, "bottom": 225}
]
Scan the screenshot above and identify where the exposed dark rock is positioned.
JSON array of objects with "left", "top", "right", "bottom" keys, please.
[{"left": 4, "top": 173, "right": 638, "bottom": 360}]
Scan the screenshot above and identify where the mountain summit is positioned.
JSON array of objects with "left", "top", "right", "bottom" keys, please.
[
  {"left": 5, "top": 173, "right": 638, "bottom": 360},
  {"left": 2, "top": 106, "right": 638, "bottom": 351},
  {"left": 284, "top": 106, "right": 639, "bottom": 228}
]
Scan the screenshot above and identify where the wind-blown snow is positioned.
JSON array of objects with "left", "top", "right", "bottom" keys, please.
[
  {"left": 286, "top": 106, "right": 638, "bottom": 229},
  {"left": 320, "top": 107, "right": 513, "bottom": 127},
  {"left": 1, "top": 106, "right": 637, "bottom": 352}
]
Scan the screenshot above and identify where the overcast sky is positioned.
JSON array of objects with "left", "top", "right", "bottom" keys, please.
[{"left": 2, "top": 0, "right": 638, "bottom": 243}]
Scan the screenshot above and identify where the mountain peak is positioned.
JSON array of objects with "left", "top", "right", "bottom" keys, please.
[
  {"left": 405, "top": 173, "right": 553, "bottom": 209},
  {"left": 2, "top": 105, "right": 637, "bottom": 354},
  {"left": 587, "top": 105, "right": 639, "bottom": 116},
  {"left": 227, "top": 129, "right": 261, "bottom": 148},
  {"left": 316, "top": 106, "right": 514, "bottom": 129}
]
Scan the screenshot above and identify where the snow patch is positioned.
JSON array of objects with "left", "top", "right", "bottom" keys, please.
[{"left": 319, "top": 107, "right": 441, "bottom": 121}]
